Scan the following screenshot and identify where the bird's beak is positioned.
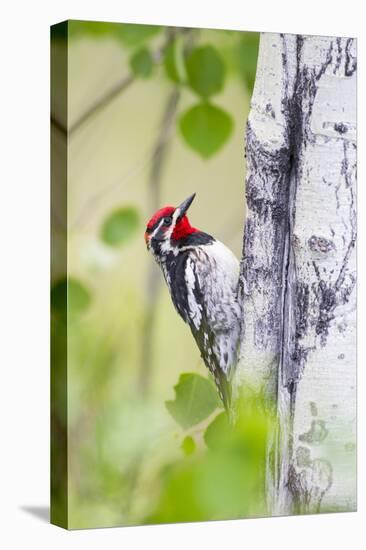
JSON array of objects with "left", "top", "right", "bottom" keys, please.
[{"left": 176, "top": 193, "right": 196, "bottom": 220}]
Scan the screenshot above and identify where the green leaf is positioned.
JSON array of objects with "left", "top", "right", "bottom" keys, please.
[
  {"left": 196, "top": 445, "right": 257, "bottom": 518},
  {"left": 129, "top": 47, "right": 153, "bottom": 78},
  {"left": 236, "top": 32, "right": 260, "bottom": 93},
  {"left": 51, "top": 277, "right": 92, "bottom": 316},
  {"left": 186, "top": 45, "right": 226, "bottom": 98},
  {"left": 68, "top": 279, "right": 92, "bottom": 313},
  {"left": 181, "top": 435, "right": 196, "bottom": 456},
  {"left": 146, "top": 462, "right": 206, "bottom": 524},
  {"left": 100, "top": 207, "right": 139, "bottom": 246},
  {"left": 179, "top": 102, "right": 234, "bottom": 158},
  {"left": 116, "top": 23, "right": 162, "bottom": 47},
  {"left": 204, "top": 412, "right": 231, "bottom": 450},
  {"left": 166, "top": 373, "right": 220, "bottom": 429},
  {"left": 164, "top": 38, "right": 186, "bottom": 83}
]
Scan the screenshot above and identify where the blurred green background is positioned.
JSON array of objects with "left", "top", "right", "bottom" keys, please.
[{"left": 51, "top": 21, "right": 264, "bottom": 529}]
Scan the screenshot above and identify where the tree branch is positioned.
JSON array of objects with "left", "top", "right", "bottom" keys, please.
[
  {"left": 70, "top": 74, "right": 134, "bottom": 135},
  {"left": 50, "top": 27, "right": 192, "bottom": 138},
  {"left": 138, "top": 88, "right": 181, "bottom": 395}
]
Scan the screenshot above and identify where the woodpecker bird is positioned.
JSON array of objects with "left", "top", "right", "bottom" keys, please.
[{"left": 144, "top": 193, "right": 241, "bottom": 409}]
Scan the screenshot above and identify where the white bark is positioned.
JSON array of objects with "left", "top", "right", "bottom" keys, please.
[{"left": 235, "top": 33, "right": 356, "bottom": 515}]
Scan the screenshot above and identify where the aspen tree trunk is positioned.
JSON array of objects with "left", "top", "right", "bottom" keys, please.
[{"left": 234, "top": 33, "right": 357, "bottom": 515}]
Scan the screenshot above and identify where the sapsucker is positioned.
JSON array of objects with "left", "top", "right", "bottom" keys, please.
[{"left": 145, "top": 193, "right": 241, "bottom": 409}]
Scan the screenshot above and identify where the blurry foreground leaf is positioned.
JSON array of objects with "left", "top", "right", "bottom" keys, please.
[
  {"left": 164, "top": 38, "right": 187, "bottom": 83},
  {"left": 236, "top": 32, "right": 260, "bottom": 93},
  {"left": 204, "top": 411, "right": 231, "bottom": 450},
  {"left": 100, "top": 207, "right": 139, "bottom": 246},
  {"left": 166, "top": 373, "right": 220, "bottom": 429},
  {"left": 186, "top": 45, "right": 226, "bottom": 98},
  {"left": 146, "top": 462, "right": 205, "bottom": 523},
  {"left": 200, "top": 395, "right": 272, "bottom": 517},
  {"left": 196, "top": 450, "right": 255, "bottom": 518},
  {"left": 51, "top": 277, "right": 92, "bottom": 316},
  {"left": 116, "top": 23, "right": 162, "bottom": 47},
  {"left": 130, "top": 47, "right": 153, "bottom": 78},
  {"left": 68, "top": 278, "right": 92, "bottom": 314},
  {"left": 149, "top": 394, "right": 271, "bottom": 523},
  {"left": 181, "top": 435, "right": 196, "bottom": 456},
  {"left": 180, "top": 102, "right": 233, "bottom": 158}
]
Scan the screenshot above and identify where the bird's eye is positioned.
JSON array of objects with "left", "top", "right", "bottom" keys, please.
[{"left": 163, "top": 216, "right": 172, "bottom": 226}]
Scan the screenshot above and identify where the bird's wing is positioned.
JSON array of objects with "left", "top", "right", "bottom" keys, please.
[
  {"left": 192, "top": 242, "right": 241, "bottom": 371},
  {"left": 164, "top": 242, "right": 241, "bottom": 408},
  {"left": 184, "top": 244, "right": 241, "bottom": 407}
]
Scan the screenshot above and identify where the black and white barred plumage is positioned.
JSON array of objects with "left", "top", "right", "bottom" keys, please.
[{"left": 145, "top": 194, "right": 241, "bottom": 408}]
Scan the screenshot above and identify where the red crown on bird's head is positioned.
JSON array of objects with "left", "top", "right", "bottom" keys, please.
[{"left": 146, "top": 206, "right": 175, "bottom": 231}]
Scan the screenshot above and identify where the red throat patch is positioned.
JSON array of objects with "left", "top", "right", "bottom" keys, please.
[{"left": 172, "top": 215, "right": 198, "bottom": 240}]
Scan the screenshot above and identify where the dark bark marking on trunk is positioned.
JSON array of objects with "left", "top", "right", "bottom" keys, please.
[
  {"left": 288, "top": 402, "right": 333, "bottom": 513},
  {"left": 334, "top": 122, "right": 348, "bottom": 134},
  {"left": 299, "top": 419, "right": 329, "bottom": 444},
  {"left": 308, "top": 236, "right": 335, "bottom": 254},
  {"left": 240, "top": 122, "right": 292, "bottom": 358},
  {"left": 334, "top": 38, "right": 342, "bottom": 75},
  {"left": 315, "top": 280, "right": 337, "bottom": 345},
  {"left": 279, "top": 35, "right": 312, "bottom": 393},
  {"left": 308, "top": 140, "right": 356, "bottom": 347},
  {"left": 288, "top": 457, "right": 333, "bottom": 514},
  {"left": 345, "top": 38, "right": 357, "bottom": 77}
]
